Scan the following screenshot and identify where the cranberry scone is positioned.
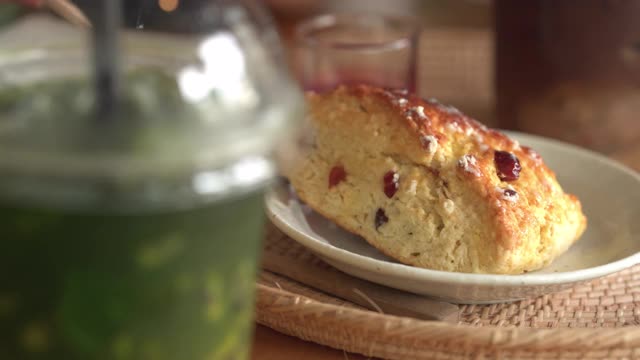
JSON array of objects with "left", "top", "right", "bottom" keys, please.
[{"left": 288, "top": 85, "right": 587, "bottom": 274}]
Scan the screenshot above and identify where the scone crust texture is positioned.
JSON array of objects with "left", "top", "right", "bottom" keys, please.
[{"left": 289, "top": 85, "right": 587, "bottom": 274}]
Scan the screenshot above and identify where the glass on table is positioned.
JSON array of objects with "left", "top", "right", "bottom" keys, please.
[
  {"left": 294, "top": 13, "right": 421, "bottom": 93},
  {"left": 0, "top": 1, "right": 302, "bottom": 359}
]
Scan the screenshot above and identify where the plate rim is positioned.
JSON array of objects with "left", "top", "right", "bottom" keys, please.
[{"left": 266, "top": 131, "right": 640, "bottom": 287}]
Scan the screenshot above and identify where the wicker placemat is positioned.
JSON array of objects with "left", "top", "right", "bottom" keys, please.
[{"left": 255, "top": 223, "right": 640, "bottom": 359}]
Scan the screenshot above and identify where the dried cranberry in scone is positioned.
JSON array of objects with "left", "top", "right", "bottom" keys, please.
[
  {"left": 328, "top": 165, "right": 346, "bottom": 188},
  {"left": 374, "top": 208, "right": 388, "bottom": 230},
  {"left": 494, "top": 150, "right": 521, "bottom": 182},
  {"left": 383, "top": 171, "right": 399, "bottom": 198}
]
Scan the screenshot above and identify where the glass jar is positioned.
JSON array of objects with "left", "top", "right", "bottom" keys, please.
[{"left": 0, "top": 2, "right": 302, "bottom": 359}]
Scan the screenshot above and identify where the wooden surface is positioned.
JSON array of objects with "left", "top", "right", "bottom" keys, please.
[{"left": 251, "top": 325, "right": 371, "bottom": 360}]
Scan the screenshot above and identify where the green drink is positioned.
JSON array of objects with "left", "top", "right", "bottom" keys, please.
[
  {"left": 0, "top": 27, "right": 301, "bottom": 359},
  {"left": 1, "top": 192, "right": 263, "bottom": 359}
]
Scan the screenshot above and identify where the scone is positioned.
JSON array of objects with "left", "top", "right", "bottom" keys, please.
[{"left": 288, "top": 85, "right": 587, "bottom": 274}]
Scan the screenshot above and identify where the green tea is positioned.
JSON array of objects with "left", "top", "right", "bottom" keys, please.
[
  {"left": 0, "top": 192, "right": 264, "bottom": 360},
  {"left": 0, "top": 69, "right": 272, "bottom": 359}
]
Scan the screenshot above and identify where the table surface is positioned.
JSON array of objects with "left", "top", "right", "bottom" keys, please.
[{"left": 251, "top": 325, "right": 371, "bottom": 360}]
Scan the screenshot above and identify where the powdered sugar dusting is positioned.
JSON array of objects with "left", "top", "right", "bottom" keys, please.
[
  {"left": 407, "top": 179, "right": 418, "bottom": 195},
  {"left": 441, "top": 104, "right": 462, "bottom": 115},
  {"left": 396, "top": 98, "right": 408, "bottom": 106},
  {"left": 425, "top": 97, "right": 462, "bottom": 115},
  {"left": 405, "top": 106, "right": 430, "bottom": 123},
  {"left": 383, "top": 90, "right": 395, "bottom": 99},
  {"left": 443, "top": 199, "right": 455, "bottom": 214},
  {"left": 458, "top": 154, "right": 481, "bottom": 176},
  {"left": 512, "top": 139, "right": 522, "bottom": 151},
  {"left": 420, "top": 134, "right": 438, "bottom": 153},
  {"left": 447, "top": 122, "right": 461, "bottom": 132},
  {"left": 473, "top": 133, "right": 490, "bottom": 152}
]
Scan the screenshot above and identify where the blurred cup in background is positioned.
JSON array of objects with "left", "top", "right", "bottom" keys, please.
[{"left": 294, "top": 13, "right": 420, "bottom": 92}]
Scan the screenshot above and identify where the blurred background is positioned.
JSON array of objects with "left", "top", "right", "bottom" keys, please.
[
  {"left": 1, "top": 0, "right": 639, "bottom": 170},
  {"left": 263, "top": 0, "right": 640, "bottom": 171},
  {"left": 0, "top": 0, "right": 494, "bottom": 122},
  {"left": 267, "top": 0, "right": 495, "bottom": 127}
]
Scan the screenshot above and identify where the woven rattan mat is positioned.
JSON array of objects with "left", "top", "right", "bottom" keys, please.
[{"left": 256, "top": 223, "right": 640, "bottom": 359}]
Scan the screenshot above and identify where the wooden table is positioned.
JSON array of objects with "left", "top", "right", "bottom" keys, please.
[{"left": 251, "top": 325, "right": 370, "bottom": 360}]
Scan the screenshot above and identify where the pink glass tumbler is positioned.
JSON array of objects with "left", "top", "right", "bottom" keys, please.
[{"left": 294, "top": 13, "right": 420, "bottom": 93}]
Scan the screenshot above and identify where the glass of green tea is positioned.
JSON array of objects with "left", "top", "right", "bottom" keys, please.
[{"left": 0, "top": 4, "right": 301, "bottom": 360}]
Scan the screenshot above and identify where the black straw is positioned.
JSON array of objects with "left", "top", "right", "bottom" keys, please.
[{"left": 91, "top": 0, "right": 122, "bottom": 121}]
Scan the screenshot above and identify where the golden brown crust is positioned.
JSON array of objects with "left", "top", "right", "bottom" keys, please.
[
  {"left": 290, "top": 85, "right": 587, "bottom": 274},
  {"left": 339, "top": 86, "right": 585, "bottom": 250}
]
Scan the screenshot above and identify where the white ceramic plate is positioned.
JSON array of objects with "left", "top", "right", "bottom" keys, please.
[{"left": 265, "top": 132, "right": 640, "bottom": 304}]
